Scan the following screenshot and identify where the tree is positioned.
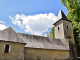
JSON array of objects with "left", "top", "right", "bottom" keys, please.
[
  {"left": 46, "top": 27, "right": 55, "bottom": 37},
  {"left": 61, "top": 0, "right": 80, "bottom": 56},
  {"left": 49, "top": 27, "right": 55, "bottom": 37},
  {"left": 45, "top": 27, "right": 55, "bottom": 37}
]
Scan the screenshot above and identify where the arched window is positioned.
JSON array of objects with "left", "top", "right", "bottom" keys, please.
[
  {"left": 67, "top": 25, "right": 68, "bottom": 29},
  {"left": 58, "top": 27, "right": 59, "bottom": 30},
  {"left": 4, "top": 44, "right": 10, "bottom": 53}
]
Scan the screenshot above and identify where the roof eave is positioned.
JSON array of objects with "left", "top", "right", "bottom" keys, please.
[
  {"left": 24, "top": 47, "right": 69, "bottom": 51},
  {"left": 53, "top": 18, "right": 72, "bottom": 25},
  {"left": 0, "top": 39, "right": 27, "bottom": 45}
]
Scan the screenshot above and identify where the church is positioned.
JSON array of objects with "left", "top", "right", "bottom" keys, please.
[{"left": 0, "top": 10, "right": 77, "bottom": 60}]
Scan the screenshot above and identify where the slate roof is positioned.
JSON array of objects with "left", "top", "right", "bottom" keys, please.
[
  {"left": 0, "top": 27, "right": 26, "bottom": 44},
  {"left": 18, "top": 33, "right": 69, "bottom": 50},
  {"left": 57, "top": 9, "right": 69, "bottom": 21},
  {"left": 53, "top": 10, "right": 72, "bottom": 25}
]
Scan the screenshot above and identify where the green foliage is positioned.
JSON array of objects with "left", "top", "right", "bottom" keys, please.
[
  {"left": 49, "top": 27, "right": 55, "bottom": 37},
  {"left": 61, "top": 0, "right": 80, "bottom": 54},
  {"left": 48, "top": 27, "right": 55, "bottom": 37}
]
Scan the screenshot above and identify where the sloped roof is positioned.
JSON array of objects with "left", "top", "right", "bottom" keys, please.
[
  {"left": 18, "top": 33, "right": 69, "bottom": 50},
  {"left": 53, "top": 10, "right": 72, "bottom": 25},
  {"left": 0, "top": 27, "right": 26, "bottom": 44},
  {"left": 57, "top": 9, "right": 69, "bottom": 21}
]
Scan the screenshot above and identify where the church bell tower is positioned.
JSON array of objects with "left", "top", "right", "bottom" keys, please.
[
  {"left": 53, "top": 10, "right": 77, "bottom": 60},
  {"left": 53, "top": 10, "right": 75, "bottom": 43}
]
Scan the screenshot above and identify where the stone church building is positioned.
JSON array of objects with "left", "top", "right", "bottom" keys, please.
[{"left": 0, "top": 10, "right": 77, "bottom": 60}]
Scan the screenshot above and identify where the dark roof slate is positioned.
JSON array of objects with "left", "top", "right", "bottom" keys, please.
[
  {"left": 53, "top": 10, "right": 71, "bottom": 25},
  {"left": 18, "top": 33, "right": 69, "bottom": 50},
  {"left": 57, "top": 9, "right": 69, "bottom": 21}
]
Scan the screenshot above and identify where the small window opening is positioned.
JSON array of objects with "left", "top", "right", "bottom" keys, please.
[
  {"left": 68, "top": 36, "right": 71, "bottom": 39},
  {"left": 37, "top": 59, "right": 40, "bottom": 60},
  {"left": 58, "top": 27, "right": 59, "bottom": 30},
  {"left": 4, "top": 44, "right": 10, "bottom": 53},
  {"left": 67, "top": 25, "right": 68, "bottom": 29}
]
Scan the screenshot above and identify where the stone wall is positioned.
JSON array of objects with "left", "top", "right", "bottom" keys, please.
[
  {"left": 63, "top": 20, "right": 75, "bottom": 43},
  {"left": 54, "top": 20, "right": 65, "bottom": 40},
  {"left": 63, "top": 20, "right": 77, "bottom": 60},
  {"left": 24, "top": 47, "right": 70, "bottom": 60},
  {"left": 0, "top": 41, "right": 25, "bottom": 60}
]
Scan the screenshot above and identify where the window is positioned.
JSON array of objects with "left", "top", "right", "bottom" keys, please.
[
  {"left": 68, "top": 36, "right": 71, "bottom": 39},
  {"left": 58, "top": 27, "right": 59, "bottom": 30},
  {"left": 67, "top": 25, "right": 68, "bottom": 29},
  {"left": 37, "top": 59, "right": 40, "bottom": 60},
  {"left": 4, "top": 44, "right": 11, "bottom": 53}
]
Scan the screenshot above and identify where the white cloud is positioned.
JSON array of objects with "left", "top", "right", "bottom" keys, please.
[
  {"left": 0, "top": 20, "right": 5, "bottom": 23},
  {"left": 0, "top": 20, "right": 7, "bottom": 30},
  {"left": 9, "top": 13, "right": 57, "bottom": 35}
]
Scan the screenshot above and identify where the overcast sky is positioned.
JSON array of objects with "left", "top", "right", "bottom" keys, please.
[{"left": 0, "top": 0, "right": 68, "bottom": 36}]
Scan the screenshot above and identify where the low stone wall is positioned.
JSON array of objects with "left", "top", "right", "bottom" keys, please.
[{"left": 24, "top": 48, "right": 70, "bottom": 60}]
